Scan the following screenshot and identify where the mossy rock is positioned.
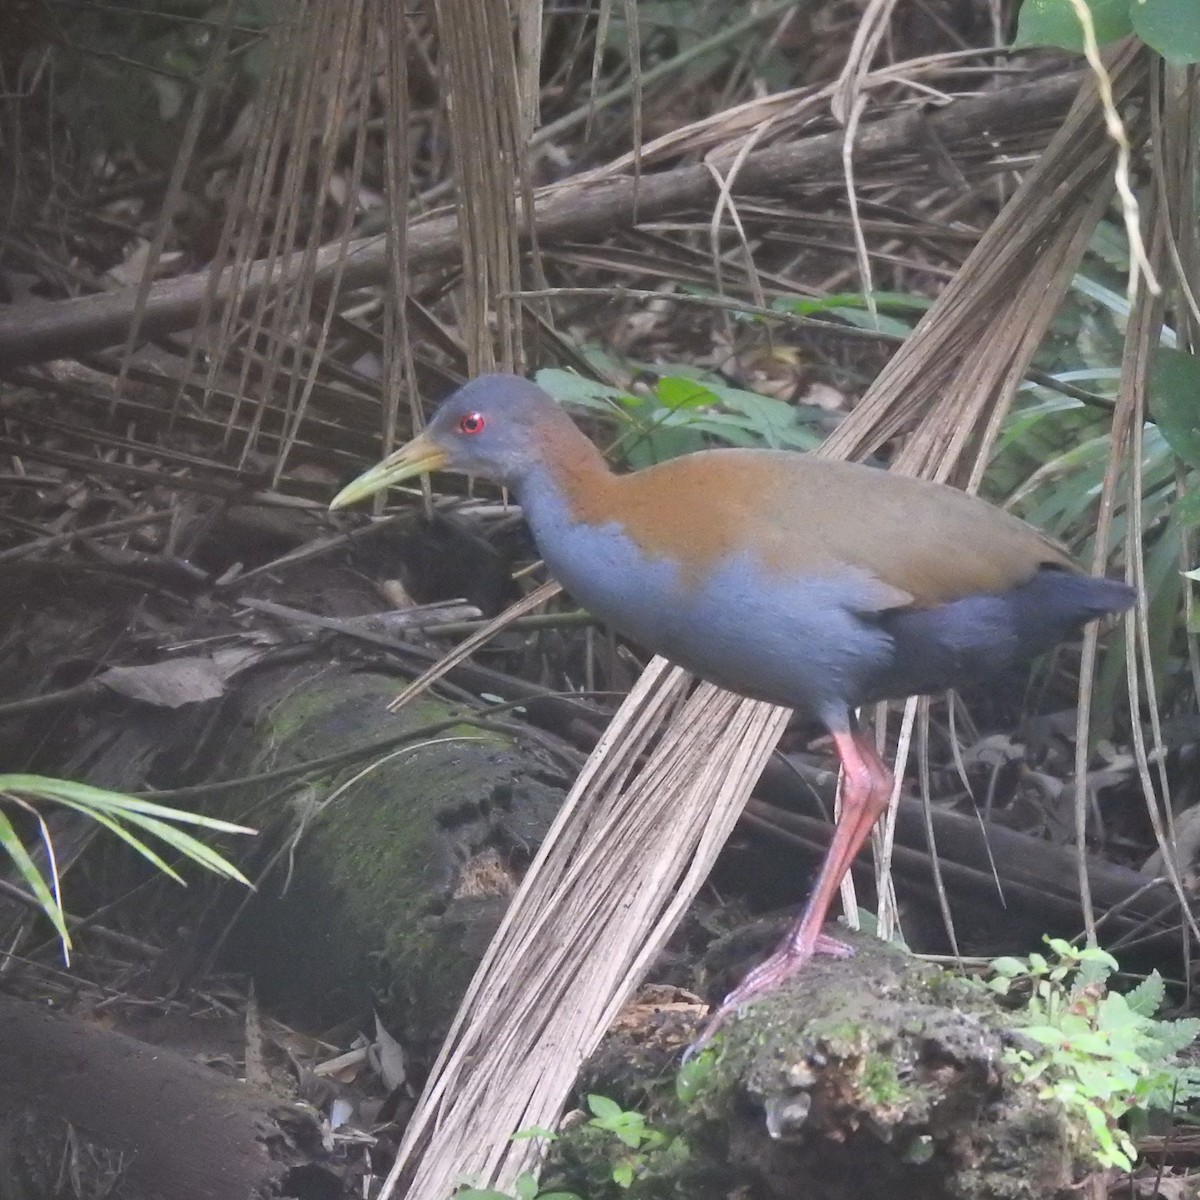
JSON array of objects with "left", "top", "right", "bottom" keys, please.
[{"left": 550, "top": 936, "right": 1084, "bottom": 1200}]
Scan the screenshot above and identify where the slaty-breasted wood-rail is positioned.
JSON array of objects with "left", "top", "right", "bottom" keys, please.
[{"left": 331, "top": 375, "right": 1135, "bottom": 1033}]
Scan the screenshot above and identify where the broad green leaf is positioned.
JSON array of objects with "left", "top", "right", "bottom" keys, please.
[
  {"left": 1176, "top": 489, "right": 1200, "bottom": 530},
  {"left": 990, "top": 957, "right": 1027, "bottom": 978},
  {"left": 1150, "top": 348, "right": 1200, "bottom": 469},
  {"left": 655, "top": 377, "right": 716, "bottom": 410},
  {"left": 1013, "top": 0, "right": 1133, "bottom": 52},
  {"left": 1068, "top": 1031, "right": 1120, "bottom": 1057},
  {"left": 1097, "top": 991, "right": 1144, "bottom": 1030},
  {"left": 533, "top": 370, "right": 630, "bottom": 416},
  {"left": 586, "top": 1094, "right": 623, "bottom": 1121},
  {"left": 1131, "top": 0, "right": 1200, "bottom": 65},
  {"left": 1075, "top": 955, "right": 1115, "bottom": 989},
  {"left": 1076, "top": 947, "right": 1120, "bottom": 971},
  {"left": 1073, "top": 1059, "right": 1135, "bottom": 1100}
]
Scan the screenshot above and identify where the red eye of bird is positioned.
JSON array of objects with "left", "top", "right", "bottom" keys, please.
[{"left": 458, "top": 412, "right": 486, "bottom": 435}]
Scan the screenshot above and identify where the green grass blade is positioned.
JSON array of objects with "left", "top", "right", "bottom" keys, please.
[{"left": 0, "top": 806, "right": 71, "bottom": 952}]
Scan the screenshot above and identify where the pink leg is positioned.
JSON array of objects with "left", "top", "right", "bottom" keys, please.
[{"left": 692, "top": 729, "right": 894, "bottom": 1049}]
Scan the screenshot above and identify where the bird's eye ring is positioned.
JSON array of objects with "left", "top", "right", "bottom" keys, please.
[{"left": 458, "top": 412, "right": 486, "bottom": 435}]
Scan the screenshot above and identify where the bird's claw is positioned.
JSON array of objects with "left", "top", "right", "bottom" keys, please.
[{"left": 686, "top": 931, "right": 857, "bottom": 1056}]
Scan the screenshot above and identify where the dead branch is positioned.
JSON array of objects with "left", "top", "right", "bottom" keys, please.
[{"left": 0, "top": 71, "right": 1083, "bottom": 369}]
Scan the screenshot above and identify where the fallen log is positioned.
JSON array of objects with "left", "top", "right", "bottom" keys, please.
[
  {"left": 0, "top": 73, "right": 1084, "bottom": 368},
  {"left": 0, "top": 991, "right": 325, "bottom": 1200}
]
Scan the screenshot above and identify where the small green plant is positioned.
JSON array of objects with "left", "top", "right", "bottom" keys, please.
[
  {"left": 452, "top": 1173, "right": 578, "bottom": 1200},
  {"left": 674, "top": 1048, "right": 717, "bottom": 1104},
  {"left": 453, "top": 1093, "right": 688, "bottom": 1200},
  {"left": 987, "top": 938, "right": 1200, "bottom": 1171},
  {"left": 535, "top": 368, "right": 823, "bottom": 469},
  {"left": 582, "top": 1093, "right": 687, "bottom": 1189}
]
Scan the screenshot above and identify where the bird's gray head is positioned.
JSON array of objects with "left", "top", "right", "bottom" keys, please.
[{"left": 330, "top": 374, "right": 582, "bottom": 508}]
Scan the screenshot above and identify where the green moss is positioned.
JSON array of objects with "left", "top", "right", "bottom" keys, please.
[{"left": 859, "top": 1053, "right": 907, "bottom": 1107}]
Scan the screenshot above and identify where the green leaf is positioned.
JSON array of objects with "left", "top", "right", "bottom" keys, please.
[
  {"left": 1176, "top": 488, "right": 1200, "bottom": 530},
  {"left": 611, "top": 1118, "right": 646, "bottom": 1149},
  {"left": 990, "top": 957, "right": 1028, "bottom": 978},
  {"left": 825, "top": 307, "right": 915, "bottom": 337},
  {"left": 676, "top": 1051, "right": 715, "bottom": 1103},
  {"left": 780, "top": 290, "right": 932, "bottom": 317},
  {"left": 0, "top": 776, "right": 254, "bottom": 833},
  {"left": 510, "top": 1125, "right": 558, "bottom": 1142},
  {"left": 0, "top": 807, "right": 71, "bottom": 953},
  {"left": 774, "top": 291, "right": 926, "bottom": 336},
  {"left": 1081, "top": 1099, "right": 1134, "bottom": 1170},
  {"left": 1150, "top": 1018, "right": 1200, "bottom": 1057},
  {"left": 46, "top": 798, "right": 185, "bottom": 884},
  {"left": 532, "top": 370, "right": 639, "bottom": 430},
  {"left": 655, "top": 377, "right": 716, "bottom": 410},
  {"left": 611, "top": 1163, "right": 635, "bottom": 1189},
  {"left": 663, "top": 1135, "right": 690, "bottom": 1164},
  {"left": 1131, "top": 0, "right": 1200, "bottom": 65},
  {"left": 1076, "top": 946, "right": 1120, "bottom": 970},
  {"left": 1149, "top": 348, "right": 1200, "bottom": 470},
  {"left": 1125, "top": 970, "right": 1166, "bottom": 1018},
  {"left": 1013, "top": 0, "right": 1133, "bottom": 52},
  {"left": 1023, "top": 1025, "right": 1068, "bottom": 1046},
  {"left": 1069, "top": 1031, "right": 1120, "bottom": 1057},
  {"left": 586, "top": 1094, "right": 623, "bottom": 1121},
  {"left": 1097, "top": 991, "right": 1144, "bottom": 1031},
  {"left": 514, "top": 1172, "right": 538, "bottom": 1200}
]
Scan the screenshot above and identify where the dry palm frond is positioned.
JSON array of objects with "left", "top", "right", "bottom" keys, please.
[
  {"left": 378, "top": 0, "right": 415, "bottom": 491},
  {"left": 382, "top": 664, "right": 790, "bottom": 1200},
  {"left": 177, "top": 0, "right": 401, "bottom": 484},
  {"left": 383, "top": 42, "right": 1151, "bottom": 1200},
  {"left": 433, "top": 0, "right": 529, "bottom": 374},
  {"left": 116, "top": 0, "right": 239, "bottom": 398},
  {"left": 822, "top": 40, "right": 1149, "bottom": 474}
]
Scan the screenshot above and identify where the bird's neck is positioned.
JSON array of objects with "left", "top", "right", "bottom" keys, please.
[{"left": 514, "top": 432, "right": 620, "bottom": 536}]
